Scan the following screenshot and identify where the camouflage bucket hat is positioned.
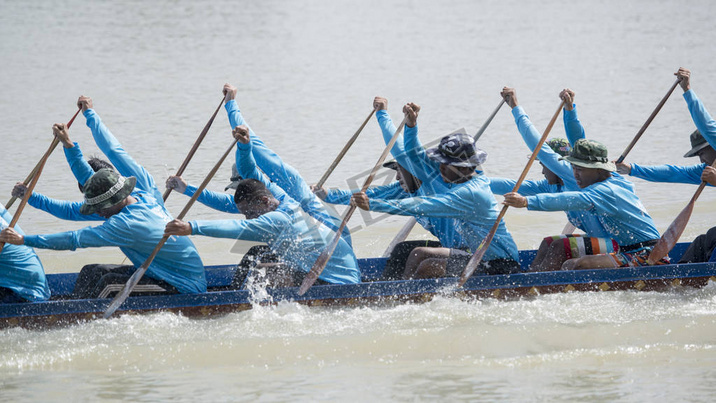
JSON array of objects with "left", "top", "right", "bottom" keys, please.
[
  {"left": 546, "top": 138, "right": 571, "bottom": 157},
  {"left": 530, "top": 138, "right": 572, "bottom": 159},
  {"left": 79, "top": 168, "right": 136, "bottom": 215},
  {"left": 225, "top": 163, "right": 244, "bottom": 191},
  {"left": 426, "top": 128, "right": 487, "bottom": 168},
  {"left": 559, "top": 138, "right": 616, "bottom": 172},
  {"left": 683, "top": 130, "right": 710, "bottom": 158}
]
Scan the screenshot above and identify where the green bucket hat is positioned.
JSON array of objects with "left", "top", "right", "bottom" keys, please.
[
  {"left": 80, "top": 168, "right": 136, "bottom": 215},
  {"left": 683, "top": 130, "right": 710, "bottom": 158},
  {"left": 559, "top": 138, "right": 616, "bottom": 172}
]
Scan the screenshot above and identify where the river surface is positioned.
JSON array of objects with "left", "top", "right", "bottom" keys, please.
[{"left": 2, "top": 0, "right": 716, "bottom": 401}]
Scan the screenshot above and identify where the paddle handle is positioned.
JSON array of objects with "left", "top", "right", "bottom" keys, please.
[
  {"left": 458, "top": 101, "right": 565, "bottom": 287},
  {"left": 299, "top": 117, "right": 409, "bottom": 295},
  {"left": 5, "top": 109, "right": 81, "bottom": 210},
  {"left": 103, "top": 137, "right": 240, "bottom": 319},
  {"left": 616, "top": 77, "right": 681, "bottom": 164},
  {"left": 162, "top": 98, "right": 224, "bottom": 201},
  {"left": 0, "top": 139, "right": 53, "bottom": 253},
  {"left": 316, "top": 109, "right": 376, "bottom": 188},
  {"left": 474, "top": 99, "right": 506, "bottom": 141}
]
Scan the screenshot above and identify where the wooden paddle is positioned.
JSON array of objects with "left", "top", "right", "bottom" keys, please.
[
  {"left": 162, "top": 98, "right": 224, "bottom": 201},
  {"left": 5, "top": 109, "right": 82, "bottom": 210},
  {"left": 103, "top": 136, "right": 240, "bottom": 319},
  {"left": 0, "top": 143, "right": 53, "bottom": 253},
  {"left": 615, "top": 77, "right": 681, "bottom": 164},
  {"left": 298, "top": 117, "right": 409, "bottom": 295},
  {"left": 315, "top": 109, "right": 376, "bottom": 189},
  {"left": 458, "top": 101, "right": 565, "bottom": 287},
  {"left": 381, "top": 99, "right": 507, "bottom": 257},
  {"left": 646, "top": 160, "right": 716, "bottom": 265}
]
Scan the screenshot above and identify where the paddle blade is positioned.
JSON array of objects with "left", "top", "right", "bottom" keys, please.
[
  {"left": 298, "top": 230, "right": 343, "bottom": 295},
  {"left": 457, "top": 233, "right": 494, "bottom": 287},
  {"left": 103, "top": 265, "right": 149, "bottom": 318},
  {"left": 647, "top": 201, "right": 695, "bottom": 265}
]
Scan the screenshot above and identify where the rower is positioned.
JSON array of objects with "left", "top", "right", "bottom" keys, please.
[
  {"left": 502, "top": 89, "right": 666, "bottom": 270},
  {"left": 0, "top": 97, "right": 206, "bottom": 299},
  {"left": 490, "top": 88, "right": 616, "bottom": 271},
  {"left": 164, "top": 126, "right": 361, "bottom": 287},
  {"left": 311, "top": 96, "right": 469, "bottom": 281},
  {"left": 351, "top": 102, "right": 521, "bottom": 279},
  {"left": 615, "top": 67, "right": 716, "bottom": 263}
]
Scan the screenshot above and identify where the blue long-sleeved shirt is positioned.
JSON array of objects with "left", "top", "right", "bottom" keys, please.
[
  {"left": 366, "top": 174, "right": 520, "bottom": 262},
  {"left": 225, "top": 100, "right": 351, "bottom": 244},
  {"left": 525, "top": 173, "right": 660, "bottom": 248},
  {"left": 684, "top": 89, "right": 716, "bottom": 149},
  {"left": 369, "top": 123, "right": 519, "bottom": 262},
  {"left": 21, "top": 109, "right": 207, "bottom": 294},
  {"left": 0, "top": 206, "right": 50, "bottom": 302},
  {"left": 324, "top": 182, "right": 440, "bottom": 240},
  {"left": 490, "top": 106, "right": 610, "bottom": 237},
  {"left": 189, "top": 140, "right": 360, "bottom": 284},
  {"left": 630, "top": 163, "right": 710, "bottom": 185},
  {"left": 374, "top": 111, "right": 467, "bottom": 249},
  {"left": 627, "top": 90, "right": 716, "bottom": 186}
]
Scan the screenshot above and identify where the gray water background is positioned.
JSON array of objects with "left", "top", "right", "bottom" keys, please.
[{"left": 2, "top": 0, "right": 716, "bottom": 401}]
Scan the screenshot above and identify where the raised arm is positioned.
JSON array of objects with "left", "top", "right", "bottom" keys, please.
[
  {"left": 559, "top": 89, "right": 586, "bottom": 145},
  {"left": 678, "top": 68, "right": 716, "bottom": 149},
  {"left": 165, "top": 175, "right": 240, "bottom": 214},
  {"left": 78, "top": 96, "right": 161, "bottom": 201},
  {"left": 503, "top": 87, "right": 577, "bottom": 188}
]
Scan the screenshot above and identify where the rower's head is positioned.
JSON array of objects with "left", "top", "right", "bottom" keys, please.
[
  {"left": 80, "top": 168, "right": 136, "bottom": 218},
  {"left": 234, "top": 179, "right": 279, "bottom": 219},
  {"left": 560, "top": 139, "right": 615, "bottom": 188},
  {"left": 383, "top": 161, "right": 422, "bottom": 193},
  {"left": 539, "top": 138, "right": 571, "bottom": 185},
  {"left": 427, "top": 129, "right": 486, "bottom": 184},
  {"left": 684, "top": 130, "right": 716, "bottom": 165},
  {"left": 77, "top": 157, "right": 114, "bottom": 192}
]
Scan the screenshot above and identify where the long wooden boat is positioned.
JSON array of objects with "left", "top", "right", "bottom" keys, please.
[{"left": 2, "top": 242, "right": 715, "bottom": 329}]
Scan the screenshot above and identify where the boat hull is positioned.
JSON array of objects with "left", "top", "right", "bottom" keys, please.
[{"left": 2, "top": 243, "right": 714, "bottom": 329}]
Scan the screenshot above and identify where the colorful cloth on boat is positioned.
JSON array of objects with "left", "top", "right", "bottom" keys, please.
[
  {"left": 0, "top": 206, "right": 50, "bottom": 302},
  {"left": 367, "top": 123, "right": 520, "bottom": 263},
  {"left": 374, "top": 111, "right": 468, "bottom": 249},
  {"left": 543, "top": 234, "right": 618, "bottom": 260},
  {"left": 22, "top": 109, "right": 206, "bottom": 294},
  {"left": 189, "top": 140, "right": 360, "bottom": 285},
  {"left": 225, "top": 100, "right": 351, "bottom": 245},
  {"left": 489, "top": 106, "right": 610, "bottom": 237}
]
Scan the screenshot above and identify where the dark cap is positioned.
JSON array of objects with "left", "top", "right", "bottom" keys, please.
[
  {"left": 426, "top": 128, "right": 487, "bottom": 168},
  {"left": 225, "top": 163, "right": 243, "bottom": 191},
  {"left": 79, "top": 168, "right": 136, "bottom": 215},
  {"left": 683, "top": 130, "right": 710, "bottom": 158},
  {"left": 559, "top": 138, "right": 616, "bottom": 172}
]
